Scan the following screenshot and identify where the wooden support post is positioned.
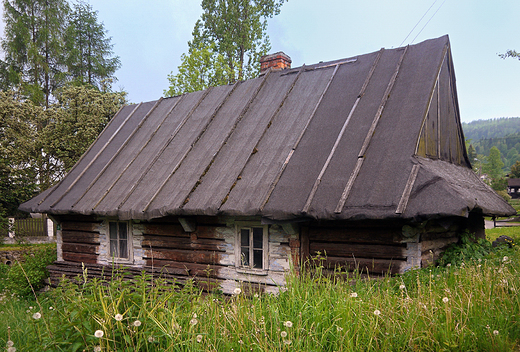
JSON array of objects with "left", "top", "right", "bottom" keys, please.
[{"left": 179, "top": 218, "right": 197, "bottom": 233}]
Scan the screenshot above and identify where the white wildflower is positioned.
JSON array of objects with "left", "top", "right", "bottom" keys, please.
[
  {"left": 446, "top": 263, "right": 451, "bottom": 267},
  {"left": 133, "top": 320, "right": 142, "bottom": 327},
  {"left": 283, "top": 320, "right": 293, "bottom": 328},
  {"left": 114, "top": 313, "right": 123, "bottom": 321},
  {"left": 32, "top": 312, "right": 41, "bottom": 320},
  {"left": 399, "top": 284, "right": 406, "bottom": 290},
  {"left": 350, "top": 292, "right": 358, "bottom": 298},
  {"left": 442, "top": 297, "right": 449, "bottom": 303},
  {"left": 7, "top": 341, "right": 14, "bottom": 347},
  {"left": 148, "top": 336, "right": 155, "bottom": 343},
  {"left": 233, "top": 288, "right": 242, "bottom": 295},
  {"left": 7, "top": 347, "right": 16, "bottom": 352},
  {"left": 196, "top": 334, "right": 203, "bottom": 343},
  {"left": 190, "top": 318, "right": 198, "bottom": 326},
  {"left": 94, "top": 330, "right": 104, "bottom": 338},
  {"left": 94, "top": 346, "right": 102, "bottom": 352},
  {"left": 503, "top": 256, "right": 509, "bottom": 262},
  {"left": 493, "top": 330, "right": 499, "bottom": 336},
  {"left": 280, "top": 331, "right": 287, "bottom": 338},
  {"left": 373, "top": 309, "right": 381, "bottom": 316},
  {"left": 284, "top": 340, "right": 292, "bottom": 345}
]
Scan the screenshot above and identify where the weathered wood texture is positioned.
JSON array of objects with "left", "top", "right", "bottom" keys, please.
[
  {"left": 305, "top": 223, "right": 408, "bottom": 274},
  {"left": 60, "top": 220, "right": 101, "bottom": 265}
]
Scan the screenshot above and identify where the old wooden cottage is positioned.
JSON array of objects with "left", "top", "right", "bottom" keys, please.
[{"left": 20, "top": 36, "right": 516, "bottom": 294}]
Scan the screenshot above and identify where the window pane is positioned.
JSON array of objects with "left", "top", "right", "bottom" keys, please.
[
  {"left": 110, "top": 239, "right": 117, "bottom": 257},
  {"left": 241, "top": 248, "right": 249, "bottom": 266},
  {"left": 119, "top": 222, "right": 127, "bottom": 240},
  {"left": 253, "top": 249, "right": 263, "bottom": 269},
  {"left": 109, "top": 222, "right": 118, "bottom": 240},
  {"left": 241, "top": 229, "right": 250, "bottom": 247},
  {"left": 119, "top": 238, "right": 128, "bottom": 259},
  {"left": 253, "top": 227, "right": 263, "bottom": 249}
]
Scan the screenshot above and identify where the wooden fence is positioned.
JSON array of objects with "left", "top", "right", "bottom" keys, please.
[{"left": 1, "top": 216, "right": 55, "bottom": 238}]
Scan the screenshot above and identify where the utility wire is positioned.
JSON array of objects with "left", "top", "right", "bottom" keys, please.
[
  {"left": 410, "top": 0, "right": 448, "bottom": 44},
  {"left": 399, "top": 0, "right": 438, "bottom": 47}
]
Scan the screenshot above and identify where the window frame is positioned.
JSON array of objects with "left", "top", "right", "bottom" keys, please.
[
  {"left": 234, "top": 223, "right": 268, "bottom": 275},
  {"left": 106, "top": 220, "right": 133, "bottom": 264}
]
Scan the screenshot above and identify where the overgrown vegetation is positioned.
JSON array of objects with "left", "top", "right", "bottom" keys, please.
[{"left": 1, "top": 230, "right": 519, "bottom": 351}]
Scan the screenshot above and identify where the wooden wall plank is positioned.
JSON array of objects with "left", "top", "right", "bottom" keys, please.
[
  {"left": 62, "top": 222, "right": 98, "bottom": 232},
  {"left": 62, "top": 243, "right": 97, "bottom": 254},
  {"left": 142, "top": 235, "right": 226, "bottom": 251},
  {"left": 310, "top": 242, "right": 406, "bottom": 260},
  {"left": 62, "top": 231, "right": 99, "bottom": 244}
]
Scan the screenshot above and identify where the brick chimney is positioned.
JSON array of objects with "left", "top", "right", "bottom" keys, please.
[{"left": 260, "top": 52, "right": 291, "bottom": 73}]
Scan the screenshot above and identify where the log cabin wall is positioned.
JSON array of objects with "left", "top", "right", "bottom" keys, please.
[
  {"left": 301, "top": 216, "right": 479, "bottom": 275},
  {"left": 50, "top": 215, "right": 298, "bottom": 295}
]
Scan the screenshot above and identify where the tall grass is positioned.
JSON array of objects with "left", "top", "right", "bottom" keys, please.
[{"left": 1, "top": 230, "right": 519, "bottom": 351}]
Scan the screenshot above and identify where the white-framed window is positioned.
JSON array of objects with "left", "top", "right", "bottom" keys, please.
[
  {"left": 235, "top": 223, "right": 268, "bottom": 273},
  {"left": 108, "top": 221, "right": 132, "bottom": 262}
]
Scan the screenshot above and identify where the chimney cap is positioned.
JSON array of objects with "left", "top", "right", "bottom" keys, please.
[{"left": 260, "top": 51, "right": 292, "bottom": 73}]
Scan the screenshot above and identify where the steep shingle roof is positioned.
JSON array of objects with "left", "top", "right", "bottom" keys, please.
[{"left": 20, "top": 35, "right": 516, "bottom": 221}]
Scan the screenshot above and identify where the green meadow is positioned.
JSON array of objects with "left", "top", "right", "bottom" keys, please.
[{"left": 1, "top": 227, "right": 519, "bottom": 352}]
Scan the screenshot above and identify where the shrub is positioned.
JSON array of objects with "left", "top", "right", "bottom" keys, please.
[
  {"left": 438, "top": 231, "right": 492, "bottom": 266},
  {"left": 6, "top": 246, "right": 56, "bottom": 297}
]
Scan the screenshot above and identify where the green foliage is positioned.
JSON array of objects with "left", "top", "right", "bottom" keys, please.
[
  {"left": 511, "top": 161, "right": 520, "bottom": 178},
  {"left": 1, "top": 0, "right": 120, "bottom": 104},
  {"left": 5, "top": 245, "right": 57, "bottom": 297},
  {"left": 438, "top": 231, "right": 492, "bottom": 266},
  {"left": 499, "top": 49, "right": 520, "bottom": 60},
  {"left": 1, "top": 227, "right": 519, "bottom": 351},
  {"left": 64, "top": 1, "right": 121, "bottom": 90},
  {"left": 165, "top": 0, "right": 287, "bottom": 96}
]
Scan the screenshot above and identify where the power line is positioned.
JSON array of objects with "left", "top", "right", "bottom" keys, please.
[
  {"left": 410, "top": 0, "right": 448, "bottom": 44},
  {"left": 399, "top": 0, "right": 448, "bottom": 47},
  {"left": 399, "top": 0, "right": 438, "bottom": 47}
]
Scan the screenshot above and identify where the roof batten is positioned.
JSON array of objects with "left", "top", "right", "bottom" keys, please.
[
  {"left": 260, "top": 64, "right": 340, "bottom": 211},
  {"left": 302, "top": 50, "right": 384, "bottom": 214},
  {"left": 116, "top": 88, "right": 213, "bottom": 211},
  {"left": 91, "top": 95, "right": 186, "bottom": 211},
  {"left": 49, "top": 102, "right": 143, "bottom": 209},
  {"left": 160, "top": 70, "right": 272, "bottom": 213},
  {"left": 218, "top": 65, "right": 306, "bottom": 210},
  {"left": 72, "top": 98, "right": 164, "bottom": 209},
  {"left": 395, "top": 164, "right": 421, "bottom": 214},
  {"left": 335, "top": 46, "right": 409, "bottom": 214}
]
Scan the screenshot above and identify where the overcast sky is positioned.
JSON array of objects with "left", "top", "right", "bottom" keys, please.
[{"left": 1, "top": 0, "right": 519, "bottom": 122}]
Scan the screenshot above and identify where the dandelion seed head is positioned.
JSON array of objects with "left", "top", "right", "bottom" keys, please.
[
  {"left": 284, "top": 320, "right": 293, "bottom": 328},
  {"left": 94, "top": 330, "right": 104, "bottom": 338},
  {"left": 486, "top": 325, "right": 490, "bottom": 329},
  {"left": 233, "top": 288, "right": 242, "bottom": 295},
  {"left": 446, "top": 263, "right": 451, "bottom": 267},
  {"left": 29, "top": 306, "right": 33, "bottom": 310},
  {"left": 133, "top": 320, "right": 142, "bottom": 327},
  {"left": 373, "top": 309, "right": 381, "bottom": 316},
  {"left": 493, "top": 330, "right": 499, "bottom": 335},
  {"left": 254, "top": 293, "right": 259, "bottom": 298},
  {"left": 503, "top": 256, "right": 509, "bottom": 262},
  {"left": 190, "top": 318, "right": 198, "bottom": 326},
  {"left": 442, "top": 297, "right": 449, "bottom": 303},
  {"left": 238, "top": 340, "right": 244, "bottom": 344},
  {"left": 193, "top": 313, "right": 197, "bottom": 318},
  {"left": 148, "top": 336, "right": 155, "bottom": 343},
  {"left": 284, "top": 340, "right": 292, "bottom": 345},
  {"left": 280, "top": 331, "right": 287, "bottom": 338},
  {"left": 196, "top": 334, "right": 203, "bottom": 343},
  {"left": 399, "top": 284, "right": 405, "bottom": 290},
  {"left": 32, "top": 312, "right": 41, "bottom": 320},
  {"left": 7, "top": 347, "right": 16, "bottom": 352},
  {"left": 7, "top": 340, "right": 14, "bottom": 347},
  {"left": 114, "top": 313, "right": 123, "bottom": 321},
  {"left": 94, "top": 346, "right": 101, "bottom": 352},
  {"left": 350, "top": 292, "right": 358, "bottom": 298}
]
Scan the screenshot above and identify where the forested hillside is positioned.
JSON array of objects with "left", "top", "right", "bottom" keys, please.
[{"left": 462, "top": 117, "right": 520, "bottom": 172}]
